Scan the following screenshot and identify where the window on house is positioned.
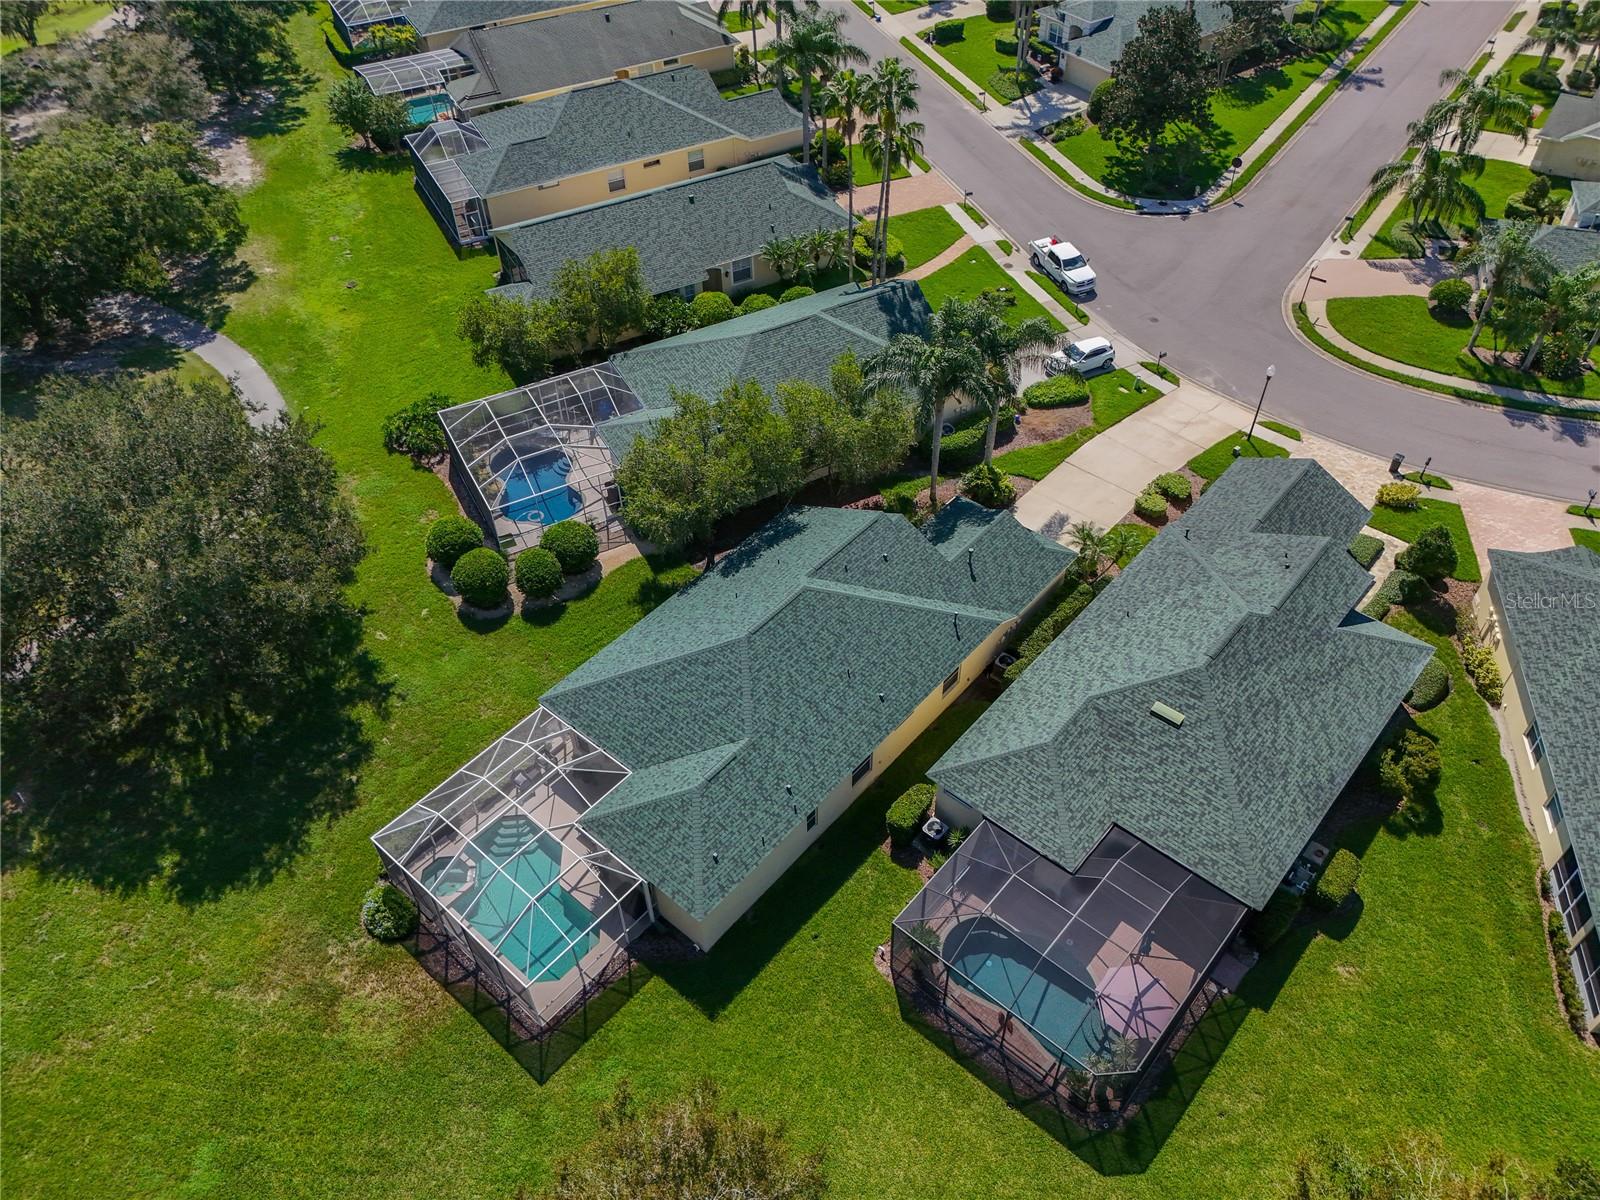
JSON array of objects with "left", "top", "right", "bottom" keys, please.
[
  {"left": 537, "top": 180, "right": 560, "bottom": 190},
  {"left": 1527, "top": 721, "right": 1545, "bottom": 764},
  {"left": 678, "top": 283, "right": 698, "bottom": 300},
  {"left": 608, "top": 167, "right": 626, "bottom": 193},
  {"left": 942, "top": 667, "right": 961, "bottom": 695},
  {"left": 1552, "top": 847, "right": 1593, "bottom": 940},
  {"left": 851, "top": 754, "right": 873, "bottom": 785},
  {"left": 643, "top": 157, "right": 661, "bottom": 168},
  {"left": 1574, "top": 928, "right": 1600, "bottom": 1022},
  {"left": 730, "top": 256, "right": 753, "bottom": 283},
  {"left": 805, "top": 809, "right": 817, "bottom": 831},
  {"left": 663, "top": 56, "right": 679, "bottom": 65},
  {"left": 1546, "top": 793, "right": 1565, "bottom": 833},
  {"left": 688, "top": 147, "right": 705, "bottom": 171}
]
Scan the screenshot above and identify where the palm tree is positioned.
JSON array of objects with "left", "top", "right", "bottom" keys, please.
[
  {"left": 950, "top": 292, "right": 1060, "bottom": 461},
  {"left": 1434, "top": 68, "right": 1534, "bottom": 151},
  {"left": 868, "top": 302, "right": 991, "bottom": 513},
  {"left": 1363, "top": 146, "right": 1487, "bottom": 253},
  {"left": 1453, "top": 220, "right": 1553, "bottom": 351},
  {"left": 1516, "top": 264, "right": 1600, "bottom": 370},
  {"left": 716, "top": 0, "right": 766, "bottom": 61},
  {"left": 861, "top": 59, "right": 922, "bottom": 284},
  {"left": 1067, "top": 521, "right": 1105, "bottom": 579},
  {"left": 1099, "top": 525, "right": 1137, "bottom": 573},
  {"left": 825, "top": 69, "right": 866, "bottom": 283},
  {"left": 802, "top": 226, "right": 846, "bottom": 282},
  {"left": 1575, "top": 0, "right": 1600, "bottom": 70},
  {"left": 1523, "top": 15, "right": 1580, "bottom": 68},
  {"left": 768, "top": 12, "right": 866, "bottom": 167},
  {"left": 760, "top": 234, "right": 802, "bottom": 284},
  {"left": 1012, "top": 0, "right": 1039, "bottom": 85}
]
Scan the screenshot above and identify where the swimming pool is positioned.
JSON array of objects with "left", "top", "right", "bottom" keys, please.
[
  {"left": 432, "top": 814, "right": 598, "bottom": 984},
  {"left": 405, "top": 93, "right": 453, "bottom": 125},
  {"left": 500, "top": 451, "right": 582, "bottom": 526},
  {"left": 950, "top": 918, "right": 1106, "bottom": 1065}
]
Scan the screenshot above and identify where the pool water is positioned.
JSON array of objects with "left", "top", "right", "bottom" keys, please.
[
  {"left": 405, "top": 93, "right": 453, "bottom": 125},
  {"left": 501, "top": 451, "right": 582, "bottom": 526},
  {"left": 433, "top": 814, "right": 597, "bottom": 983},
  {"left": 952, "top": 920, "right": 1104, "bottom": 1064}
]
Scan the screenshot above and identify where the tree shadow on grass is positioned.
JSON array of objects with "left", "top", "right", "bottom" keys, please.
[
  {"left": 6, "top": 609, "right": 392, "bottom": 903},
  {"left": 220, "top": 58, "right": 314, "bottom": 141},
  {"left": 335, "top": 146, "right": 412, "bottom": 175}
]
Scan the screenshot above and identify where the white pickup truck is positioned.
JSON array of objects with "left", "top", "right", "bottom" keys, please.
[{"left": 1028, "top": 237, "right": 1096, "bottom": 296}]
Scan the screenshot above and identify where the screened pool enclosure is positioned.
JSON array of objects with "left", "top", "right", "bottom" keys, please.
[
  {"left": 406, "top": 118, "right": 491, "bottom": 245},
  {"left": 891, "top": 821, "right": 1245, "bottom": 1117},
  {"left": 372, "top": 709, "right": 652, "bottom": 1037},
  {"left": 438, "top": 365, "right": 642, "bottom": 552}
]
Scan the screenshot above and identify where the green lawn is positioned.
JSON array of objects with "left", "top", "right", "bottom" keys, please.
[
  {"left": 1366, "top": 497, "right": 1482, "bottom": 582},
  {"left": 927, "top": 15, "right": 1041, "bottom": 105},
  {"left": 1110, "top": 521, "right": 1158, "bottom": 565},
  {"left": 897, "top": 34, "right": 983, "bottom": 109},
  {"left": 1261, "top": 419, "right": 1301, "bottom": 440},
  {"left": 8, "top": 12, "right": 1600, "bottom": 1198},
  {"left": 720, "top": 9, "right": 763, "bottom": 33},
  {"left": 1488, "top": 53, "right": 1565, "bottom": 130},
  {"left": 116, "top": 339, "right": 230, "bottom": 391},
  {"left": 1187, "top": 429, "right": 1291, "bottom": 481},
  {"left": 917, "top": 249, "right": 1066, "bottom": 331},
  {"left": 1025, "top": 270, "right": 1086, "bottom": 323},
  {"left": 1325, "top": 295, "right": 1600, "bottom": 401},
  {"left": 848, "top": 141, "right": 911, "bottom": 187},
  {"left": 1571, "top": 527, "right": 1600, "bottom": 551},
  {"left": 994, "top": 369, "right": 1160, "bottom": 479},
  {"left": 885, "top": 205, "right": 964, "bottom": 269},
  {"left": 0, "top": 0, "right": 110, "bottom": 54},
  {"left": 1361, "top": 161, "right": 1573, "bottom": 259}
]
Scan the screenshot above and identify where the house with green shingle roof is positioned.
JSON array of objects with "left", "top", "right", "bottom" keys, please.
[
  {"left": 930, "top": 458, "right": 1431, "bottom": 912},
  {"left": 1477, "top": 545, "right": 1600, "bottom": 1031},
  {"left": 333, "top": 0, "right": 633, "bottom": 52},
  {"left": 407, "top": 68, "right": 802, "bottom": 245},
  {"left": 487, "top": 158, "right": 848, "bottom": 308},
  {"left": 539, "top": 501, "right": 1074, "bottom": 948}
]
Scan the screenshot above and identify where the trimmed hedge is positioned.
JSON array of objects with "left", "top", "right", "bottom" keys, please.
[
  {"left": 1460, "top": 633, "right": 1504, "bottom": 705},
  {"left": 888, "top": 782, "right": 935, "bottom": 849},
  {"left": 1406, "top": 655, "right": 1451, "bottom": 710},
  {"left": 515, "top": 546, "right": 563, "bottom": 599},
  {"left": 1348, "top": 533, "right": 1384, "bottom": 569},
  {"left": 853, "top": 230, "right": 906, "bottom": 273},
  {"left": 1376, "top": 482, "right": 1421, "bottom": 510},
  {"left": 1002, "top": 580, "right": 1098, "bottom": 683},
  {"left": 1152, "top": 471, "right": 1191, "bottom": 503},
  {"left": 739, "top": 292, "right": 778, "bottom": 314},
  {"left": 540, "top": 519, "right": 599, "bottom": 573},
  {"left": 1311, "top": 847, "right": 1360, "bottom": 911},
  {"left": 1549, "top": 909, "right": 1588, "bottom": 1035},
  {"left": 1427, "top": 277, "right": 1473, "bottom": 314},
  {"left": 930, "top": 17, "right": 965, "bottom": 43},
  {"left": 426, "top": 514, "right": 484, "bottom": 569},
  {"left": 1362, "top": 568, "right": 1425, "bottom": 618},
  {"left": 360, "top": 881, "right": 418, "bottom": 940},
  {"left": 1249, "top": 889, "right": 1303, "bottom": 951},
  {"left": 930, "top": 406, "right": 1012, "bottom": 472},
  {"left": 690, "top": 290, "right": 737, "bottom": 327},
  {"left": 961, "top": 462, "right": 1016, "bottom": 508},
  {"left": 780, "top": 285, "right": 816, "bottom": 303},
  {"left": 1133, "top": 489, "right": 1168, "bottom": 522},
  {"left": 1022, "top": 373, "right": 1088, "bottom": 408},
  {"left": 451, "top": 546, "right": 510, "bottom": 608}
]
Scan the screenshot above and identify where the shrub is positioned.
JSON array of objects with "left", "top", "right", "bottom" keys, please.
[
  {"left": 360, "top": 881, "right": 418, "bottom": 940},
  {"left": 852, "top": 230, "right": 906, "bottom": 272},
  {"left": 1022, "top": 373, "right": 1089, "bottom": 408},
  {"left": 930, "top": 17, "right": 964, "bottom": 43},
  {"left": 1299, "top": 21, "right": 1342, "bottom": 51},
  {"left": 1406, "top": 654, "right": 1451, "bottom": 710},
  {"left": 1376, "top": 481, "right": 1420, "bottom": 510},
  {"left": 426, "top": 514, "right": 483, "bottom": 569},
  {"left": 1520, "top": 64, "right": 1562, "bottom": 93},
  {"left": 1249, "top": 889, "right": 1303, "bottom": 951},
  {"left": 994, "top": 34, "right": 1019, "bottom": 56},
  {"left": 540, "top": 519, "right": 600, "bottom": 573},
  {"left": 689, "top": 290, "right": 737, "bottom": 328},
  {"left": 381, "top": 391, "right": 450, "bottom": 457},
  {"left": 738, "top": 292, "right": 778, "bottom": 315},
  {"left": 514, "top": 546, "right": 563, "bottom": 598},
  {"left": 644, "top": 294, "right": 696, "bottom": 339},
  {"left": 1502, "top": 197, "right": 1536, "bottom": 221},
  {"left": 1427, "top": 277, "right": 1473, "bottom": 314},
  {"left": 1087, "top": 78, "right": 1114, "bottom": 124},
  {"left": 1362, "top": 567, "right": 1424, "bottom": 618},
  {"left": 1549, "top": 909, "right": 1588, "bottom": 1035},
  {"left": 1538, "top": 329, "right": 1587, "bottom": 379},
  {"left": 820, "top": 157, "right": 851, "bottom": 190},
  {"left": 451, "top": 546, "right": 510, "bottom": 608},
  {"left": 961, "top": 462, "right": 1017, "bottom": 508},
  {"left": 779, "top": 285, "right": 815, "bottom": 303},
  {"left": 887, "top": 782, "right": 935, "bottom": 849},
  {"left": 985, "top": 0, "right": 1013, "bottom": 19},
  {"left": 810, "top": 126, "right": 845, "bottom": 164},
  {"left": 1567, "top": 65, "right": 1595, "bottom": 91},
  {"left": 938, "top": 423, "right": 988, "bottom": 470},
  {"left": 1133, "top": 489, "right": 1168, "bottom": 522},
  {"left": 1002, "top": 580, "right": 1098, "bottom": 683},
  {"left": 881, "top": 488, "right": 918, "bottom": 519},
  {"left": 1395, "top": 523, "right": 1457, "bottom": 581},
  {"left": 1042, "top": 112, "right": 1088, "bottom": 140},
  {"left": 1348, "top": 533, "right": 1384, "bottom": 569},
  {"left": 1460, "top": 633, "right": 1503, "bottom": 705},
  {"left": 1152, "top": 471, "right": 1192, "bottom": 503},
  {"left": 1311, "top": 848, "right": 1360, "bottom": 911},
  {"left": 1376, "top": 729, "right": 1442, "bottom": 804}
]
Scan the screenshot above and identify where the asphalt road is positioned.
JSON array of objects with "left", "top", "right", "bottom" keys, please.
[{"left": 839, "top": 1, "right": 1600, "bottom": 500}]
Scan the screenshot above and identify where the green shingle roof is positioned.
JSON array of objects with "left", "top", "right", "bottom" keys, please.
[
  {"left": 600, "top": 279, "right": 931, "bottom": 457},
  {"left": 488, "top": 159, "right": 846, "bottom": 301},
  {"left": 543, "top": 501, "right": 1073, "bottom": 922},
  {"left": 1538, "top": 88, "right": 1600, "bottom": 141},
  {"left": 1045, "top": 0, "right": 1240, "bottom": 71},
  {"left": 932, "top": 458, "right": 1432, "bottom": 910},
  {"left": 447, "top": 0, "right": 733, "bottom": 112},
  {"left": 454, "top": 69, "right": 799, "bottom": 197},
  {"left": 1488, "top": 546, "right": 1600, "bottom": 913},
  {"left": 402, "top": 0, "right": 591, "bottom": 38}
]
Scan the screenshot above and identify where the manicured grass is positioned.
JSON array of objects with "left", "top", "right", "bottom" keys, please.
[
  {"left": 898, "top": 34, "right": 984, "bottom": 109},
  {"left": 1572, "top": 527, "right": 1600, "bottom": 551},
  {"left": 1505, "top": 10, "right": 1526, "bottom": 31},
  {"left": 1020, "top": 137, "right": 1140, "bottom": 209},
  {"left": 918, "top": 249, "right": 1066, "bottom": 332},
  {"left": 0, "top": 0, "right": 110, "bottom": 54},
  {"left": 1366, "top": 497, "right": 1481, "bottom": 581},
  {"left": 1141, "top": 359, "right": 1180, "bottom": 386},
  {"left": 1342, "top": 146, "right": 1415, "bottom": 241},
  {"left": 1261, "top": 418, "right": 1301, "bottom": 440},
  {"left": 1186, "top": 429, "right": 1290, "bottom": 482},
  {"left": 1568, "top": 502, "right": 1598, "bottom": 519},
  {"left": 927, "top": 15, "right": 1041, "bottom": 105},
  {"left": 1025, "top": 270, "right": 1086, "bottom": 323},
  {"left": 1110, "top": 522, "right": 1158, "bottom": 565},
  {"left": 959, "top": 200, "right": 987, "bottom": 227},
  {"left": 881, "top": 0, "right": 930, "bottom": 12},
  {"left": 1361, "top": 161, "right": 1573, "bottom": 259},
  {"left": 720, "top": 9, "right": 763, "bottom": 33},
  {"left": 116, "top": 339, "right": 229, "bottom": 391},
  {"left": 886, "top": 205, "right": 965, "bottom": 269},
  {"left": 848, "top": 141, "right": 910, "bottom": 187},
  {"left": 994, "top": 369, "right": 1160, "bottom": 479},
  {"left": 11, "top": 14, "right": 1600, "bottom": 1199},
  {"left": 1401, "top": 470, "right": 1452, "bottom": 490},
  {"left": 1489, "top": 53, "right": 1564, "bottom": 130},
  {"left": 1325, "top": 295, "right": 1600, "bottom": 401}
]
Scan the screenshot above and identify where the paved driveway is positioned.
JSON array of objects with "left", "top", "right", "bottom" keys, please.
[{"left": 836, "top": 1, "right": 1600, "bottom": 502}]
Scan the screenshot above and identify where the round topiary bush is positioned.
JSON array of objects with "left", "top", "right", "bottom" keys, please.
[
  {"left": 426, "top": 514, "right": 484, "bottom": 570},
  {"left": 852, "top": 230, "right": 905, "bottom": 273},
  {"left": 779, "top": 285, "right": 816, "bottom": 303},
  {"left": 1520, "top": 64, "right": 1562, "bottom": 93},
  {"left": 690, "top": 290, "right": 737, "bottom": 328},
  {"left": 1427, "top": 277, "right": 1473, "bottom": 315},
  {"left": 451, "top": 546, "right": 510, "bottom": 608},
  {"left": 1087, "top": 78, "right": 1114, "bottom": 125},
  {"left": 1133, "top": 489, "right": 1168, "bottom": 523},
  {"left": 1406, "top": 655, "right": 1451, "bottom": 710},
  {"left": 515, "top": 546, "right": 563, "bottom": 599},
  {"left": 960, "top": 462, "right": 1017, "bottom": 509},
  {"left": 361, "top": 881, "right": 418, "bottom": 940},
  {"left": 1568, "top": 66, "right": 1595, "bottom": 92},
  {"left": 739, "top": 292, "right": 778, "bottom": 315},
  {"left": 1152, "top": 471, "right": 1192, "bottom": 503},
  {"left": 539, "top": 519, "right": 599, "bottom": 574},
  {"left": 1022, "top": 373, "right": 1089, "bottom": 408}
]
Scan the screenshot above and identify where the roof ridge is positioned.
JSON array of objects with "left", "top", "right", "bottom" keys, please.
[{"left": 626, "top": 72, "right": 746, "bottom": 141}]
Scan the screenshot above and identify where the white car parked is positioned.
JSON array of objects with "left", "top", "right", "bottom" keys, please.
[
  {"left": 1029, "top": 236, "right": 1097, "bottom": 296},
  {"left": 1046, "top": 336, "right": 1115, "bottom": 377}
]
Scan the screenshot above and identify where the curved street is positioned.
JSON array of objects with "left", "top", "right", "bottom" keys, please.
[{"left": 838, "top": 0, "right": 1600, "bottom": 500}]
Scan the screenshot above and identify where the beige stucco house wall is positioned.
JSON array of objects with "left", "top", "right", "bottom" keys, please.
[
  {"left": 414, "top": 0, "right": 621, "bottom": 50},
  {"left": 484, "top": 42, "right": 737, "bottom": 107},
  {"left": 1532, "top": 134, "right": 1600, "bottom": 184}
]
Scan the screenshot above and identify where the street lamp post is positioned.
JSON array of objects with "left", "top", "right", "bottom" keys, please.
[{"left": 1248, "top": 364, "right": 1275, "bottom": 443}]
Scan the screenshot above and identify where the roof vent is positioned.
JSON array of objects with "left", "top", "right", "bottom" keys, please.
[
  {"left": 604, "top": 10, "right": 610, "bottom": 18},
  {"left": 688, "top": 193, "right": 695, "bottom": 204},
  {"left": 712, "top": 851, "right": 720, "bottom": 864},
  {"left": 1151, "top": 701, "right": 1185, "bottom": 728},
  {"left": 882, "top": 552, "right": 889, "bottom": 562}
]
